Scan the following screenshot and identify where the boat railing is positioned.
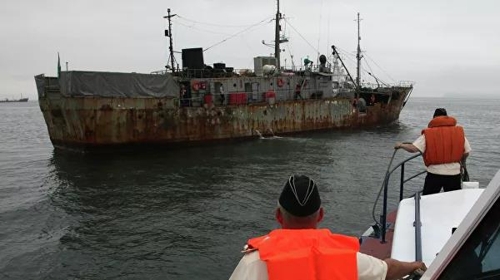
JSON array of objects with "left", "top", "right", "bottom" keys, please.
[
  {"left": 414, "top": 191, "right": 423, "bottom": 261},
  {"left": 379, "top": 152, "right": 426, "bottom": 243}
]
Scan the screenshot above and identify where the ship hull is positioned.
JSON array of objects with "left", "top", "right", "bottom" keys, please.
[{"left": 38, "top": 88, "right": 410, "bottom": 152}]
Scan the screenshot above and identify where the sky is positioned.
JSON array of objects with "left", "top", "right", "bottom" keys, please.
[{"left": 1, "top": 0, "right": 499, "bottom": 100}]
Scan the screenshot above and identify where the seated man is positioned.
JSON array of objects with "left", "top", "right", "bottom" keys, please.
[{"left": 229, "top": 175, "right": 426, "bottom": 280}]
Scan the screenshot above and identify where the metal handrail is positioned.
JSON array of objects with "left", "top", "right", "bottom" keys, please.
[
  {"left": 414, "top": 191, "right": 423, "bottom": 262},
  {"left": 380, "top": 152, "right": 426, "bottom": 243},
  {"left": 177, "top": 88, "right": 336, "bottom": 107}
]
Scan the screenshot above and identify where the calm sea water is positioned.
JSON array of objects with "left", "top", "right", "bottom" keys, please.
[{"left": 1, "top": 98, "right": 499, "bottom": 279}]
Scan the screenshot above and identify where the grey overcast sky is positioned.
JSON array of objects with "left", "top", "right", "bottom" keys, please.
[{"left": 1, "top": 0, "right": 499, "bottom": 100}]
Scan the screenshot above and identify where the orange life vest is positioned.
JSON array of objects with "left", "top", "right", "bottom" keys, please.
[
  {"left": 247, "top": 229, "right": 359, "bottom": 280},
  {"left": 421, "top": 116, "right": 465, "bottom": 166}
]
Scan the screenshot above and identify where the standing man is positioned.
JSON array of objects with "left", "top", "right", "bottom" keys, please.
[
  {"left": 294, "top": 82, "right": 303, "bottom": 100},
  {"left": 219, "top": 84, "right": 226, "bottom": 105},
  {"left": 229, "top": 175, "right": 426, "bottom": 280},
  {"left": 180, "top": 84, "right": 189, "bottom": 107},
  {"left": 395, "top": 108, "right": 471, "bottom": 195}
]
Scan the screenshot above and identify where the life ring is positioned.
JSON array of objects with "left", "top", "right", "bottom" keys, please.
[
  {"left": 277, "top": 78, "right": 284, "bottom": 87},
  {"left": 192, "top": 82, "right": 200, "bottom": 91}
]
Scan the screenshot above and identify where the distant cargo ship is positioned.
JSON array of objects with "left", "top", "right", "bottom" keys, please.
[
  {"left": 0, "top": 96, "right": 28, "bottom": 103},
  {"left": 35, "top": 1, "right": 413, "bottom": 152}
]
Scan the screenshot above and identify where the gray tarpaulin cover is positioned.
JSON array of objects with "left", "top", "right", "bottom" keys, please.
[{"left": 58, "top": 71, "right": 179, "bottom": 97}]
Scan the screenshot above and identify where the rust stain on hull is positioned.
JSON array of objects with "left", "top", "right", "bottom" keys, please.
[{"left": 39, "top": 89, "right": 410, "bottom": 152}]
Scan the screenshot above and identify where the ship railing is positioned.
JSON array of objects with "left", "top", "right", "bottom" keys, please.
[
  {"left": 359, "top": 81, "right": 414, "bottom": 89},
  {"left": 150, "top": 68, "right": 257, "bottom": 78},
  {"left": 360, "top": 82, "right": 382, "bottom": 89},
  {"left": 282, "top": 64, "right": 333, "bottom": 73},
  {"left": 172, "top": 68, "right": 258, "bottom": 79},
  {"left": 396, "top": 81, "right": 414, "bottom": 88},
  {"left": 179, "top": 90, "right": 308, "bottom": 107},
  {"left": 150, "top": 70, "right": 167, "bottom": 75},
  {"left": 152, "top": 67, "right": 340, "bottom": 78},
  {"left": 151, "top": 67, "right": 353, "bottom": 79},
  {"left": 377, "top": 151, "right": 426, "bottom": 243},
  {"left": 178, "top": 87, "right": 342, "bottom": 108}
]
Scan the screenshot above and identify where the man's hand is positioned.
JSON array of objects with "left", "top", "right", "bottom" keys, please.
[
  {"left": 412, "top": 261, "right": 427, "bottom": 274},
  {"left": 403, "top": 261, "right": 427, "bottom": 279},
  {"left": 394, "top": 142, "right": 403, "bottom": 149},
  {"left": 384, "top": 259, "right": 427, "bottom": 280}
]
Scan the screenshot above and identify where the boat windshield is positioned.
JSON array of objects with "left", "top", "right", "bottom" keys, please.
[{"left": 438, "top": 196, "right": 500, "bottom": 280}]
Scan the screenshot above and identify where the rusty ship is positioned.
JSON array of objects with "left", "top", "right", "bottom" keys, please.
[{"left": 35, "top": 2, "right": 413, "bottom": 152}]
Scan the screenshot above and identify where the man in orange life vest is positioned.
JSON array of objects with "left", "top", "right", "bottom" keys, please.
[
  {"left": 229, "top": 175, "right": 426, "bottom": 280},
  {"left": 395, "top": 108, "right": 471, "bottom": 195}
]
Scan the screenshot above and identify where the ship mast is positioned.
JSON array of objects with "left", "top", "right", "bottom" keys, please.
[
  {"left": 355, "top": 12, "right": 363, "bottom": 89},
  {"left": 274, "top": 0, "right": 281, "bottom": 70},
  {"left": 164, "top": 9, "right": 177, "bottom": 73}
]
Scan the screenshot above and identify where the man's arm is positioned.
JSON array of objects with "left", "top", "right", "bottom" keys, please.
[
  {"left": 384, "top": 258, "right": 426, "bottom": 280},
  {"left": 357, "top": 253, "right": 426, "bottom": 280},
  {"left": 462, "top": 137, "right": 471, "bottom": 161},
  {"left": 229, "top": 251, "right": 268, "bottom": 280},
  {"left": 394, "top": 142, "right": 420, "bottom": 153},
  {"left": 462, "top": 152, "right": 469, "bottom": 161}
]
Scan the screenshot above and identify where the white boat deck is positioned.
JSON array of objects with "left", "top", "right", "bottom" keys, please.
[{"left": 391, "top": 188, "right": 484, "bottom": 265}]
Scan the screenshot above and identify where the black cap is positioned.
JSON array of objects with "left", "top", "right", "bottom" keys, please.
[
  {"left": 433, "top": 108, "right": 447, "bottom": 118},
  {"left": 279, "top": 175, "right": 321, "bottom": 217}
]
